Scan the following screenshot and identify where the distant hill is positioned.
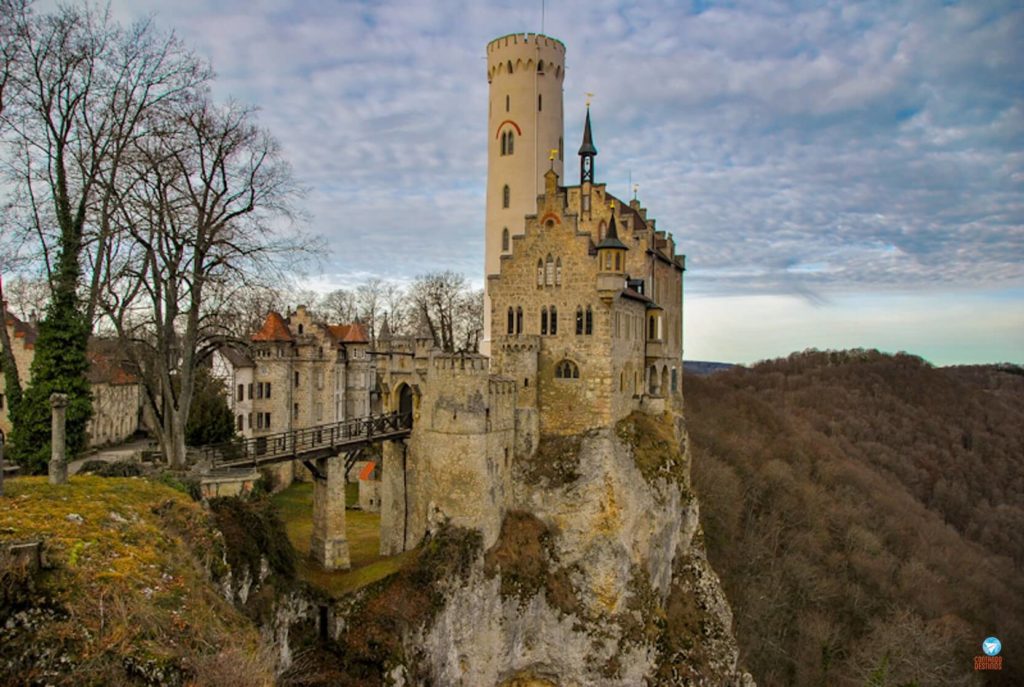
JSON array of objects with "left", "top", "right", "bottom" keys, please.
[
  {"left": 686, "top": 349, "right": 1024, "bottom": 687},
  {"left": 683, "top": 360, "right": 738, "bottom": 376}
]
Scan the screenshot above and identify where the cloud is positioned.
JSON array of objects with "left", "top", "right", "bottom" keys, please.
[{"left": 101, "top": 0, "right": 1022, "bottom": 309}]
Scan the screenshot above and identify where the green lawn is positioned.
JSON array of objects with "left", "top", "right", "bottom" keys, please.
[{"left": 271, "top": 481, "right": 414, "bottom": 598}]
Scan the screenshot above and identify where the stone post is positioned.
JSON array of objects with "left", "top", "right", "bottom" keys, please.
[
  {"left": 49, "top": 393, "right": 69, "bottom": 486},
  {"left": 379, "top": 440, "right": 408, "bottom": 556},
  {"left": 310, "top": 456, "right": 350, "bottom": 571}
]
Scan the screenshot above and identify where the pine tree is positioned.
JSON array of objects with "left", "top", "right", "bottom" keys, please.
[
  {"left": 8, "top": 288, "right": 92, "bottom": 473},
  {"left": 185, "top": 367, "right": 236, "bottom": 447}
]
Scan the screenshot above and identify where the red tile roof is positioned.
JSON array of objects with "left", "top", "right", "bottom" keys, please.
[
  {"left": 251, "top": 311, "right": 293, "bottom": 342},
  {"left": 4, "top": 311, "right": 37, "bottom": 349},
  {"left": 328, "top": 322, "right": 369, "bottom": 344},
  {"left": 86, "top": 339, "right": 139, "bottom": 385}
]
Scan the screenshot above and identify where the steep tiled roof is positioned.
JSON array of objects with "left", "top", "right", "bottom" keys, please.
[
  {"left": 251, "top": 311, "right": 293, "bottom": 342},
  {"left": 4, "top": 311, "right": 37, "bottom": 349},
  {"left": 86, "top": 339, "right": 138, "bottom": 386},
  {"left": 328, "top": 322, "right": 370, "bottom": 344},
  {"left": 218, "top": 345, "right": 254, "bottom": 368}
]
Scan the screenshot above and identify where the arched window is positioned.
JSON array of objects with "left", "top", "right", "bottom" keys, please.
[
  {"left": 575, "top": 306, "right": 583, "bottom": 335},
  {"left": 538, "top": 93, "right": 542, "bottom": 111},
  {"left": 541, "top": 306, "right": 548, "bottom": 335},
  {"left": 500, "top": 131, "right": 506, "bottom": 156},
  {"left": 507, "top": 60, "right": 513, "bottom": 73},
  {"left": 585, "top": 305, "right": 593, "bottom": 335},
  {"left": 536, "top": 259, "right": 544, "bottom": 287},
  {"left": 502, "top": 227, "right": 509, "bottom": 251},
  {"left": 537, "top": 60, "right": 545, "bottom": 73},
  {"left": 550, "top": 306, "right": 558, "bottom": 335},
  {"left": 507, "top": 307, "right": 514, "bottom": 334},
  {"left": 507, "top": 131, "right": 514, "bottom": 154},
  {"left": 503, "top": 184, "right": 510, "bottom": 208},
  {"left": 555, "top": 360, "right": 580, "bottom": 379},
  {"left": 555, "top": 258, "right": 562, "bottom": 286},
  {"left": 516, "top": 306, "right": 523, "bottom": 334},
  {"left": 545, "top": 254, "right": 554, "bottom": 286}
]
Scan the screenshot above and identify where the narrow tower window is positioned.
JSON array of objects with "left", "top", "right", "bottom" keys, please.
[
  {"left": 500, "top": 131, "right": 507, "bottom": 156},
  {"left": 502, "top": 184, "right": 510, "bottom": 208},
  {"left": 516, "top": 306, "right": 523, "bottom": 334},
  {"left": 576, "top": 306, "right": 583, "bottom": 335},
  {"left": 555, "top": 258, "right": 562, "bottom": 286},
  {"left": 507, "top": 131, "right": 514, "bottom": 154},
  {"left": 538, "top": 93, "right": 542, "bottom": 111},
  {"left": 585, "top": 305, "right": 593, "bottom": 335},
  {"left": 502, "top": 227, "right": 509, "bottom": 251},
  {"left": 537, "top": 60, "right": 545, "bottom": 73},
  {"left": 506, "top": 94, "right": 510, "bottom": 111},
  {"left": 550, "top": 306, "right": 558, "bottom": 335},
  {"left": 545, "top": 254, "right": 554, "bottom": 286},
  {"left": 507, "top": 307, "right": 514, "bottom": 334},
  {"left": 536, "top": 259, "right": 544, "bottom": 287},
  {"left": 541, "top": 307, "right": 548, "bottom": 335}
]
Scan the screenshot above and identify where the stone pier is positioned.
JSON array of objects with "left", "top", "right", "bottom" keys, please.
[
  {"left": 310, "top": 457, "right": 350, "bottom": 571},
  {"left": 379, "top": 440, "right": 409, "bottom": 556},
  {"left": 49, "top": 393, "right": 69, "bottom": 486}
]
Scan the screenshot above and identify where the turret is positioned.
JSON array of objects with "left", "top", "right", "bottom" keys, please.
[{"left": 597, "top": 212, "right": 628, "bottom": 298}]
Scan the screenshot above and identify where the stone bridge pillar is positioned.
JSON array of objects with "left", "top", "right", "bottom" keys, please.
[
  {"left": 310, "top": 457, "right": 350, "bottom": 571},
  {"left": 379, "top": 439, "right": 410, "bottom": 556}
]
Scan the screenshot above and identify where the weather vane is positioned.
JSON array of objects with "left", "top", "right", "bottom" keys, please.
[
  {"left": 585, "top": 92, "right": 594, "bottom": 107},
  {"left": 633, "top": 183, "right": 639, "bottom": 200}
]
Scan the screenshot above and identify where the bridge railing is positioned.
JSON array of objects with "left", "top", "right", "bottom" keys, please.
[{"left": 198, "top": 411, "right": 412, "bottom": 468}]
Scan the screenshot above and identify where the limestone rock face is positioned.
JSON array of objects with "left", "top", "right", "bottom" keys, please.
[{"left": 412, "top": 421, "right": 754, "bottom": 686}]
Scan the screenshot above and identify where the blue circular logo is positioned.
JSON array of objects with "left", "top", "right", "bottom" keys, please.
[{"left": 982, "top": 637, "right": 1001, "bottom": 657}]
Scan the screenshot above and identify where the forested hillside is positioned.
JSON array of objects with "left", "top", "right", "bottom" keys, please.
[{"left": 687, "top": 350, "right": 1023, "bottom": 686}]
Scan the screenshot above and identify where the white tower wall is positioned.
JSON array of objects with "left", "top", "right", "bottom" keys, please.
[{"left": 482, "top": 33, "right": 566, "bottom": 355}]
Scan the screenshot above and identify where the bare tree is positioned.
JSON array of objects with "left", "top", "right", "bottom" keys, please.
[
  {"left": 408, "top": 271, "right": 481, "bottom": 353},
  {"left": 355, "top": 277, "right": 383, "bottom": 344},
  {"left": 1, "top": 3, "right": 209, "bottom": 468},
  {"left": 98, "top": 96, "right": 305, "bottom": 468},
  {"left": 321, "top": 287, "right": 356, "bottom": 324}
]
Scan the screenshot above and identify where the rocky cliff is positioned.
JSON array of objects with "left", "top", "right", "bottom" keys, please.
[{"left": 325, "top": 412, "right": 753, "bottom": 686}]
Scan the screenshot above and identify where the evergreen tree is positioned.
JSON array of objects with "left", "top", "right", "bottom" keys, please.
[
  {"left": 8, "top": 289, "right": 92, "bottom": 473},
  {"left": 185, "top": 367, "right": 235, "bottom": 447}
]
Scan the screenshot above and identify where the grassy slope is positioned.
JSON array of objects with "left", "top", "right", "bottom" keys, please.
[
  {"left": 0, "top": 475, "right": 273, "bottom": 686},
  {"left": 271, "top": 481, "right": 413, "bottom": 598},
  {"left": 687, "top": 351, "right": 1024, "bottom": 687}
]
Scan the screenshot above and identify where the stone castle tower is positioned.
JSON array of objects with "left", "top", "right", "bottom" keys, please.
[{"left": 482, "top": 33, "right": 566, "bottom": 356}]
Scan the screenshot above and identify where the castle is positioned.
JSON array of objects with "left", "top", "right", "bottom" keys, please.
[{"left": 219, "top": 33, "right": 686, "bottom": 570}]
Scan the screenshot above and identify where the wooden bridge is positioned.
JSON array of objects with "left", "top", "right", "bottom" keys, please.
[{"left": 198, "top": 411, "right": 413, "bottom": 471}]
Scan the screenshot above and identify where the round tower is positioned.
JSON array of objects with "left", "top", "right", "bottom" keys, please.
[{"left": 482, "top": 33, "right": 566, "bottom": 356}]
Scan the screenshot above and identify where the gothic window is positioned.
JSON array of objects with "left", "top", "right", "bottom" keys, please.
[
  {"left": 516, "top": 306, "right": 523, "bottom": 334},
  {"left": 555, "top": 258, "right": 562, "bottom": 285},
  {"left": 554, "top": 360, "right": 580, "bottom": 379},
  {"left": 507, "top": 307, "right": 515, "bottom": 334},
  {"left": 502, "top": 227, "right": 509, "bottom": 251},
  {"left": 550, "top": 306, "right": 558, "bottom": 335},
  {"left": 575, "top": 306, "right": 583, "bottom": 335},
  {"left": 537, "top": 259, "right": 544, "bottom": 287},
  {"left": 500, "top": 131, "right": 506, "bottom": 156},
  {"left": 541, "top": 306, "right": 548, "bottom": 335},
  {"left": 503, "top": 184, "right": 510, "bottom": 208},
  {"left": 545, "top": 254, "right": 554, "bottom": 286},
  {"left": 585, "top": 305, "right": 593, "bottom": 335},
  {"left": 507, "top": 131, "right": 514, "bottom": 154}
]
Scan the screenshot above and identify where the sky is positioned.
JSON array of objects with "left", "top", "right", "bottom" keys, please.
[{"left": 95, "top": 0, "right": 1022, "bottom": 365}]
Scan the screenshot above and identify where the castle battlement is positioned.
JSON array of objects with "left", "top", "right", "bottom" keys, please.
[{"left": 430, "top": 353, "right": 489, "bottom": 374}]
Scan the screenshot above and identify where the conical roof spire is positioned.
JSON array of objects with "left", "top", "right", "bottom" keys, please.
[
  {"left": 597, "top": 214, "right": 627, "bottom": 250},
  {"left": 578, "top": 107, "right": 597, "bottom": 156}
]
